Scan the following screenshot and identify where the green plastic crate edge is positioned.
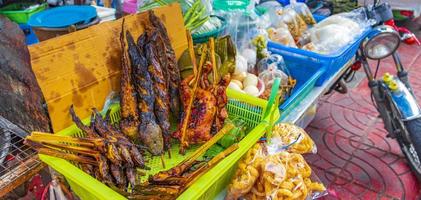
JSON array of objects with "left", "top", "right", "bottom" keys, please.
[
  {"left": 0, "top": 3, "right": 47, "bottom": 24},
  {"left": 39, "top": 88, "right": 279, "bottom": 200}
]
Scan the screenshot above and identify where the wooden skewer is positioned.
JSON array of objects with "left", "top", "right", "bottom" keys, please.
[
  {"left": 179, "top": 45, "right": 208, "bottom": 154},
  {"left": 38, "top": 148, "right": 98, "bottom": 166},
  {"left": 209, "top": 37, "right": 218, "bottom": 85},
  {"left": 181, "top": 143, "right": 239, "bottom": 190},
  {"left": 186, "top": 30, "right": 197, "bottom": 78},
  {"left": 161, "top": 154, "right": 166, "bottom": 169},
  {"left": 177, "top": 123, "right": 234, "bottom": 172},
  {"left": 28, "top": 132, "right": 99, "bottom": 147}
]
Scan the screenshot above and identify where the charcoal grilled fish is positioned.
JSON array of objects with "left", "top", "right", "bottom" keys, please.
[
  {"left": 143, "top": 29, "right": 171, "bottom": 151},
  {"left": 127, "top": 31, "right": 164, "bottom": 156},
  {"left": 148, "top": 11, "right": 182, "bottom": 121},
  {"left": 120, "top": 21, "right": 140, "bottom": 141}
]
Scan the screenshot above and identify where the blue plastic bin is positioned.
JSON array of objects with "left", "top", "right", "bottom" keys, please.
[
  {"left": 273, "top": 50, "right": 326, "bottom": 120},
  {"left": 268, "top": 29, "right": 370, "bottom": 86}
]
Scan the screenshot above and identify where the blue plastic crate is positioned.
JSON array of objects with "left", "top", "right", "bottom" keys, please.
[
  {"left": 268, "top": 29, "right": 370, "bottom": 86},
  {"left": 274, "top": 50, "right": 326, "bottom": 120}
]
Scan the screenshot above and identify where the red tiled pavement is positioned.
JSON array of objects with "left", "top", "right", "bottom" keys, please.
[{"left": 305, "top": 41, "right": 421, "bottom": 200}]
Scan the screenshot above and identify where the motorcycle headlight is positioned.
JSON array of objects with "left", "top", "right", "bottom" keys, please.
[{"left": 362, "top": 25, "right": 400, "bottom": 60}]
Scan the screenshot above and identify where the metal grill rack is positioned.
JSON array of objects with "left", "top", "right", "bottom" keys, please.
[{"left": 0, "top": 117, "right": 44, "bottom": 197}]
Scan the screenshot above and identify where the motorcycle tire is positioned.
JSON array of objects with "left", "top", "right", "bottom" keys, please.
[{"left": 397, "top": 118, "right": 421, "bottom": 180}]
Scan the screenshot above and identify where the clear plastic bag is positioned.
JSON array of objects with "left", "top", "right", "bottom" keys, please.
[
  {"left": 276, "top": 7, "right": 308, "bottom": 41},
  {"left": 226, "top": 143, "right": 326, "bottom": 200},
  {"left": 226, "top": 143, "right": 265, "bottom": 200},
  {"left": 221, "top": 9, "right": 270, "bottom": 68},
  {"left": 267, "top": 123, "right": 317, "bottom": 154},
  {"left": 267, "top": 22, "right": 297, "bottom": 48},
  {"left": 303, "top": 8, "right": 372, "bottom": 54},
  {"left": 286, "top": 2, "right": 316, "bottom": 25}
]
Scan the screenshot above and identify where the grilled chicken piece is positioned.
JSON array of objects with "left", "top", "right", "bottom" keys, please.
[
  {"left": 127, "top": 31, "right": 164, "bottom": 156},
  {"left": 211, "top": 74, "right": 230, "bottom": 134},
  {"left": 147, "top": 11, "right": 182, "bottom": 120},
  {"left": 143, "top": 31, "right": 171, "bottom": 151},
  {"left": 173, "top": 70, "right": 217, "bottom": 144},
  {"left": 120, "top": 21, "right": 140, "bottom": 141}
]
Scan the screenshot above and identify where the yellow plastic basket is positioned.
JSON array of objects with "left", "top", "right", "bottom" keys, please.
[{"left": 39, "top": 88, "right": 280, "bottom": 200}]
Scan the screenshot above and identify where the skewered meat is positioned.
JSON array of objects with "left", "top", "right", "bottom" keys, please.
[
  {"left": 92, "top": 109, "right": 134, "bottom": 167},
  {"left": 70, "top": 105, "right": 98, "bottom": 138},
  {"left": 143, "top": 28, "right": 171, "bottom": 151},
  {"left": 111, "top": 164, "right": 125, "bottom": 187},
  {"left": 120, "top": 20, "right": 140, "bottom": 141},
  {"left": 173, "top": 63, "right": 217, "bottom": 145},
  {"left": 126, "top": 166, "right": 137, "bottom": 187},
  {"left": 173, "top": 36, "right": 232, "bottom": 153},
  {"left": 127, "top": 31, "right": 164, "bottom": 156},
  {"left": 147, "top": 11, "right": 182, "bottom": 121},
  {"left": 211, "top": 74, "right": 230, "bottom": 134},
  {"left": 99, "top": 155, "right": 113, "bottom": 184}
]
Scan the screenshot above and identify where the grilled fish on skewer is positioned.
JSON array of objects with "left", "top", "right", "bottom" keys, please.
[
  {"left": 127, "top": 31, "right": 164, "bottom": 155},
  {"left": 143, "top": 30, "right": 171, "bottom": 151},
  {"left": 147, "top": 11, "right": 181, "bottom": 120},
  {"left": 69, "top": 105, "right": 99, "bottom": 138},
  {"left": 101, "top": 108, "right": 146, "bottom": 168},
  {"left": 111, "top": 164, "right": 126, "bottom": 187},
  {"left": 120, "top": 20, "right": 140, "bottom": 141},
  {"left": 126, "top": 166, "right": 137, "bottom": 187}
]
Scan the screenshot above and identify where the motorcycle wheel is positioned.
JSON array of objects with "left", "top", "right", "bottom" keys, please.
[{"left": 396, "top": 117, "right": 421, "bottom": 180}]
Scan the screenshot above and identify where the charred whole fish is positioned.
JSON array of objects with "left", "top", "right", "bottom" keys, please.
[
  {"left": 147, "top": 11, "right": 182, "bottom": 121},
  {"left": 127, "top": 31, "right": 164, "bottom": 156},
  {"left": 143, "top": 29, "right": 171, "bottom": 151},
  {"left": 120, "top": 20, "right": 140, "bottom": 141}
]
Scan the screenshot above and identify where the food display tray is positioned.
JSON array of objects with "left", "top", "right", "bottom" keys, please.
[{"left": 39, "top": 88, "right": 280, "bottom": 200}]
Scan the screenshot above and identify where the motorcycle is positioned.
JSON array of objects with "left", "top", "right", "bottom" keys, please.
[{"left": 331, "top": 1, "right": 421, "bottom": 179}]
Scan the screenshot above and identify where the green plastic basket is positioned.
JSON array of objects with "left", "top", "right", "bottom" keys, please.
[
  {"left": 0, "top": 3, "right": 47, "bottom": 24},
  {"left": 39, "top": 88, "right": 280, "bottom": 200}
]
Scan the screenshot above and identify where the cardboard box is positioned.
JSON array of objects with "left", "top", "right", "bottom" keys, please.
[{"left": 29, "top": 4, "right": 187, "bottom": 132}]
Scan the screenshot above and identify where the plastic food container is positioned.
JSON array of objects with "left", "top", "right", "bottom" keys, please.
[
  {"left": 0, "top": 3, "right": 47, "bottom": 24},
  {"left": 32, "top": 17, "right": 100, "bottom": 41}
]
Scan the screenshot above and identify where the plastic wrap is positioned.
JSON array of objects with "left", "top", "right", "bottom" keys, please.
[
  {"left": 257, "top": 54, "right": 288, "bottom": 99},
  {"left": 286, "top": 2, "right": 316, "bottom": 25},
  {"left": 220, "top": 9, "right": 269, "bottom": 70},
  {"left": 267, "top": 22, "right": 297, "bottom": 48},
  {"left": 275, "top": 7, "right": 307, "bottom": 41},
  {"left": 267, "top": 123, "right": 317, "bottom": 154},
  {"left": 303, "top": 8, "right": 372, "bottom": 54}
]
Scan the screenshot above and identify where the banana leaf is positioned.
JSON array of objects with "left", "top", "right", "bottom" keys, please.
[{"left": 178, "top": 35, "right": 236, "bottom": 83}]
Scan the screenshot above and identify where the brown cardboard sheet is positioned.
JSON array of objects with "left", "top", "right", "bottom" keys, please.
[{"left": 29, "top": 4, "right": 187, "bottom": 131}]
